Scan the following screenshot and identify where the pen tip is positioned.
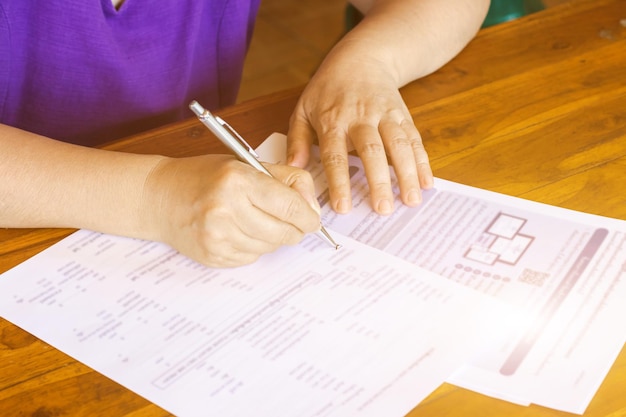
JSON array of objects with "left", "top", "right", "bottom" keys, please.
[{"left": 318, "top": 225, "right": 341, "bottom": 250}]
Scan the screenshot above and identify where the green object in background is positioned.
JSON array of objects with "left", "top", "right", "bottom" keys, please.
[
  {"left": 483, "top": 0, "right": 545, "bottom": 27},
  {"left": 345, "top": 1, "right": 546, "bottom": 32}
]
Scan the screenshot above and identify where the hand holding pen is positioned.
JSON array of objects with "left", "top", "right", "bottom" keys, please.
[
  {"left": 188, "top": 100, "right": 341, "bottom": 253},
  {"left": 136, "top": 103, "right": 330, "bottom": 268}
]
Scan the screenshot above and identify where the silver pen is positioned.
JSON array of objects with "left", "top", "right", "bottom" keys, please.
[{"left": 189, "top": 100, "right": 341, "bottom": 250}]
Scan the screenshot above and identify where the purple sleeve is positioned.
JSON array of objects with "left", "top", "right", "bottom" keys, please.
[{"left": 0, "top": 0, "right": 260, "bottom": 146}]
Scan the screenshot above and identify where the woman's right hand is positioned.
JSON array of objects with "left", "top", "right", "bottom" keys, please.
[{"left": 142, "top": 154, "right": 321, "bottom": 268}]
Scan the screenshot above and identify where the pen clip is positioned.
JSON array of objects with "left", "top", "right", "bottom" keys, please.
[{"left": 215, "top": 116, "right": 260, "bottom": 159}]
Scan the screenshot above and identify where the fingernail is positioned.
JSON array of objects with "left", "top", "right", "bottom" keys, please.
[
  {"left": 336, "top": 198, "right": 350, "bottom": 213},
  {"left": 377, "top": 199, "right": 393, "bottom": 214},
  {"left": 407, "top": 189, "right": 422, "bottom": 205}
]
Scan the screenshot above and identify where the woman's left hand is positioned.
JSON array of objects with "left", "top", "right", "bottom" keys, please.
[{"left": 286, "top": 53, "right": 433, "bottom": 215}]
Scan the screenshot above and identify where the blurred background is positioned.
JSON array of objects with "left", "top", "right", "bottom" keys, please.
[{"left": 238, "top": 0, "right": 570, "bottom": 103}]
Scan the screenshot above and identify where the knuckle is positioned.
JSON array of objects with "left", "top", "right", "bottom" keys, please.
[
  {"left": 287, "top": 168, "right": 315, "bottom": 189},
  {"left": 387, "top": 134, "right": 411, "bottom": 149},
  {"left": 410, "top": 137, "right": 426, "bottom": 151},
  {"left": 320, "top": 150, "right": 348, "bottom": 168},
  {"left": 399, "top": 117, "right": 417, "bottom": 129},
  {"left": 411, "top": 141, "right": 429, "bottom": 161},
  {"left": 215, "top": 159, "right": 250, "bottom": 187},
  {"left": 195, "top": 244, "right": 229, "bottom": 267},
  {"left": 358, "top": 141, "right": 385, "bottom": 157},
  {"left": 230, "top": 252, "right": 261, "bottom": 267},
  {"left": 281, "top": 195, "right": 304, "bottom": 222},
  {"left": 319, "top": 125, "right": 346, "bottom": 142}
]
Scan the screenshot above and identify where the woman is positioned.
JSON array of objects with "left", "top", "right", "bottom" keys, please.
[{"left": 0, "top": 0, "right": 490, "bottom": 267}]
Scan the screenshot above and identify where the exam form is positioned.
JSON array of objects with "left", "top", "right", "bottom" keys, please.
[
  {"left": 0, "top": 230, "right": 506, "bottom": 417},
  {"left": 256, "top": 133, "right": 626, "bottom": 414}
]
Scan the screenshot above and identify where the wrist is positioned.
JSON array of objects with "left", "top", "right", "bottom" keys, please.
[{"left": 137, "top": 155, "right": 173, "bottom": 244}]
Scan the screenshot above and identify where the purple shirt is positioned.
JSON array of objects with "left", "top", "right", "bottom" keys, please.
[{"left": 0, "top": 0, "right": 260, "bottom": 146}]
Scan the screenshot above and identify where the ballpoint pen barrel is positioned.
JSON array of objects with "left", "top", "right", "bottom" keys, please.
[{"left": 189, "top": 101, "right": 270, "bottom": 175}]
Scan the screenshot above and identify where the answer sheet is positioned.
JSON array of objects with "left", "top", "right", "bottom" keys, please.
[
  {"left": 255, "top": 134, "right": 626, "bottom": 414},
  {"left": 0, "top": 230, "right": 504, "bottom": 417}
]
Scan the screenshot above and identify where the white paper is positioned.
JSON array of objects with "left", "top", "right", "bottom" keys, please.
[
  {"left": 256, "top": 133, "right": 626, "bottom": 414},
  {"left": 0, "top": 229, "right": 506, "bottom": 417}
]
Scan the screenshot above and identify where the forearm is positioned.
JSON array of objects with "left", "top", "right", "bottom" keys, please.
[
  {"left": 1, "top": 123, "right": 322, "bottom": 267},
  {"left": 343, "top": 0, "right": 490, "bottom": 86},
  {"left": 0, "top": 124, "right": 165, "bottom": 239}
]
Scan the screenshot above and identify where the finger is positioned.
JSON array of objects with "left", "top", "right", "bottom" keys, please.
[
  {"left": 194, "top": 201, "right": 306, "bottom": 266},
  {"left": 266, "top": 163, "right": 321, "bottom": 215},
  {"left": 349, "top": 123, "right": 394, "bottom": 215},
  {"left": 317, "top": 127, "right": 353, "bottom": 213},
  {"left": 197, "top": 241, "right": 267, "bottom": 268},
  {"left": 379, "top": 117, "right": 422, "bottom": 206},
  {"left": 186, "top": 213, "right": 276, "bottom": 268},
  {"left": 286, "top": 109, "right": 316, "bottom": 169},
  {"left": 405, "top": 120, "right": 434, "bottom": 190},
  {"left": 246, "top": 171, "right": 321, "bottom": 235},
  {"left": 239, "top": 207, "right": 309, "bottom": 246}
]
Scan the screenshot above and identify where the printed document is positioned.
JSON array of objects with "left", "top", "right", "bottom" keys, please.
[
  {"left": 0, "top": 230, "right": 504, "bottom": 417},
  {"left": 255, "top": 134, "right": 626, "bottom": 414}
]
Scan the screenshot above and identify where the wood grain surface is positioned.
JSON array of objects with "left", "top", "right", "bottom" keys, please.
[{"left": 1, "top": 0, "right": 625, "bottom": 415}]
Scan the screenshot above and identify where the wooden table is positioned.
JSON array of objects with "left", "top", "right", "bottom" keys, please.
[{"left": 1, "top": 0, "right": 625, "bottom": 415}]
